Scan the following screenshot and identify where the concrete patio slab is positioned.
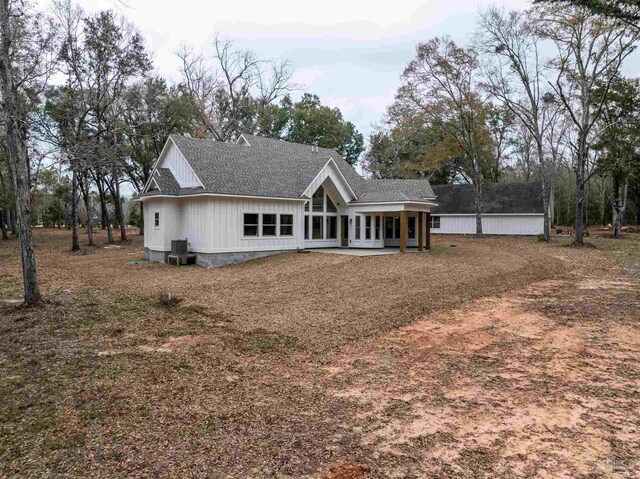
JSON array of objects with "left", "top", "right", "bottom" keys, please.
[{"left": 306, "top": 248, "right": 422, "bottom": 256}]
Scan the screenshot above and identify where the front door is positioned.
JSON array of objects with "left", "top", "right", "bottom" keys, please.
[{"left": 340, "top": 215, "right": 349, "bottom": 247}]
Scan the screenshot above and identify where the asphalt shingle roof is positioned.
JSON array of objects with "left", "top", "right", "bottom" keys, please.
[
  {"left": 430, "top": 182, "right": 544, "bottom": 215},
  {"left": 140, "top": 134, "right": 435, "bottom": 204}
]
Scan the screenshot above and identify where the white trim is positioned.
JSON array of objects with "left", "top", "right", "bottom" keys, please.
[
  {"left": 302, "top": 158, "right": 358, "bottom": 201},
  {"left": 237, "top": 133, "right": 251, "bottom": 146},
  {"left": 150, "top": 178, "right": 161, "bottom": 192},
  {"left": 435, "top": 213, "right": 544, "bottom": 217},
  {"left": 136, "top": 192, "right": 307, "bottom": 202}
]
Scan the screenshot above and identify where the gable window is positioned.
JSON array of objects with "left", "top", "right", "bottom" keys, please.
[
  {"left": 355, "top": 216, "right": 361, "bottom": 240},
  {"left": 262, "top": 214, "right": 277, "bottom": 236},
  {"left": 154, "top": 212, "right": 160, "bottom": 228},
  {"left": 326, "top": 195, "right": 337, "bottom": 213},
  {"left": 304, "top": 201, "right": 309, "bottom": 212},
  {"left": 312, "top": 186, "right": 324, "bottom": 212},
  {"left": 244, "top": 213, "right": 259, "bottom": 237},
  {"left": 365, "top": 215, "right": 372, "bottom": 240},
  {"left": 326, "top": 216, "right": 337, "bottom": 239},
  {"left": 312, "top": 216, "right": 323, "bottom": 239},
  {"left": 280, "top": 214, "right": 293, "bottom": 236},
  {"left": 408, "top": 216, "right": 416, "bottom": 239},
  {"left": 375, "top": 216, "right": 381, "bottom": 240},
  {"left": 431, "top": 215, "right": 441, "bottom": 229}
]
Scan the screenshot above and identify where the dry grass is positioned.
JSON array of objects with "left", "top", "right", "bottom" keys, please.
[{"left": 0, "top": 228, "right": 638, "bottom": 478}]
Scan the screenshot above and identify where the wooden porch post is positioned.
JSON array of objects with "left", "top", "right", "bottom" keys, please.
[
  {"left": 418, "top": 212, "right": 424, "bottom": 252},
  {"left": 425, "top": 212, "right": 431, "bottom": 250},
  {"left": 400, "top": 211, "right": 408, "bottom": 253}
]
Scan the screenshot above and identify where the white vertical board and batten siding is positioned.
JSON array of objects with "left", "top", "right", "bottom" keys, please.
[
  {"left": 432, "top": 215, "right": 544, "bottom": 235},
  {"left": 145, "top": 196, "right": 304, "bottom": 253},
  {"left": 160, "top": 140, "right": 202, "bottom": 188}
]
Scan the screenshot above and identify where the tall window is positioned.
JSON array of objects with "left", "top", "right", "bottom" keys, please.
[
  {"left": 385, "top": 217, "right": 393, "bottom": 239},
  {"left": 408, "top": 216, "right": 416, "bottom": 239},
  {"left": 355, "top": 216, "right": 361, "bottom": 240},
  {"left": 312, "top": 186, "right": 324, "bottom": 212},
  {"left": 394, "top": 217, "right": 400, "bottom": 238},
  {"left": 280, "top": 214, "right": 293, "bottom": 236},
  {"left": 305, "top": 216, "right": 310, "bottom": 239},
  {"left": 312, "top": 216, "right": 323, "bottom": 239},
  {"left": 375, "top": 216, "right": 381, "bottom": 240},
  {"left": 262, "top": 214, "right": 277, "bottom": 236},
  {"left": 304, "top": 201, "right": 309, "bottom": 212},
  {"left": 365, "top": 215, "right": 372, "bottom": 240},
  {"left": 431, "top": 216, "right": 441, "bottom": 229},
  {"left": 244, "top": 213, "right": 259, "bottom": 236},
  {"left": 326, "top": 216, "right": 337, "bottom": 239},
  {"left": 154, "top": 212, "right": 160, "bottom": 228}
]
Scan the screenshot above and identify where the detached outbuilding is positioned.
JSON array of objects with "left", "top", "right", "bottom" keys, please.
[{"left": 430, "top": 182, "right": 548, "bottom": 236}]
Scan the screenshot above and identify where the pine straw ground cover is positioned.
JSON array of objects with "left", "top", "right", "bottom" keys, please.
[{"left": 0, "top": 228, "right": 639, "bottom": 478}]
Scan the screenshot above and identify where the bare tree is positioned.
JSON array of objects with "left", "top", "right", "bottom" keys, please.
[
  {"left": 178, "top": 34, "right": 294, "bottom": 141},
  {"left": 399, "top": 36, "right": 487, "bottom": 235},
  {"left": 476, "top": 6, "right": 560, "bottom": 241},
  {"left": 536, "top": 4, "right": 639, "bottom": 244},
  {"left": 0, "top": 0, "right": 57, "bottom": 303}
]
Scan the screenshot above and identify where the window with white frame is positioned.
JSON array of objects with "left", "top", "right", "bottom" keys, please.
[
  {"left": 305, "top": 185, "right": 339, "bottom": 241},
  {"left": 262, "top": 214, "right": 277, "bottom": 236},
  {"left": 355, "top": 216, "right": 361, "bottom": 239},
  {"left": 280, "top": 214, "right": 293, "bottom": 236},
  {"left": 408, "top": 216, "right": 416, "bottom": 239},
  {"left": 375, "top": 216, "right": 381, "bottom": 240},
  {"left": 244, "top": 213, "right": 259, "bottom": 236},
  {"left": 154, "top": 212, "right": 160, "bottom": 228},
  {"left": 431, "top": 215, "right": 441, "bottom": 229},
  {"left": 365, "top": 215, "right": 372, "bottom": 240},
  {"left": 326, "top": 216, "right": 337, "bottom": 239},
  {"left": 312, "top": 216, "right": 323, "bottom": 239}
]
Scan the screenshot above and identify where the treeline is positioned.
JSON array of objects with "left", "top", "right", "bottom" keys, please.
[{"left": 364, "top": 2, "right": 640, "bottom": 241}]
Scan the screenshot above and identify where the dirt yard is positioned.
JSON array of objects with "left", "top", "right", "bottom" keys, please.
[{"left": 1, "top": 229, "right": 639, "bottom": 478}]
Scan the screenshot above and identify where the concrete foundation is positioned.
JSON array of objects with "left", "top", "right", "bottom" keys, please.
[{"left": 145, "top": 248, "right": 288, "bottom": 268}]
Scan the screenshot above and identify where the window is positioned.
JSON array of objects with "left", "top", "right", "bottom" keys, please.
[
  {"left": 355, "top": 216, "right": 361, "bottom": 240},
  {"left": 375, "top": 216, "right": 381, "bottom": 240},
  {"left": 312, "top": 216, "right": 323, "bottom": 239},
  {"left": 326, "top": 195, "right": 337, "bottom": 213},
  {"left": 280, "top": 214, "right": 293, "bottom": 236},
  {"left": 244, "top": 213, "right": 259, "bottom": 237},
  {"left": 431, "top": 215, "right": 441, "bottom": 229},
  {"left": 154, "top": 212, "right": 160, "bottom": 228},
  {"left": 262, "top": 214, "right": 277, "bottom": 236},
  {"left": 326, "top": 216, "right": 337, "bottom": 239},
  {"left": 408, "top": 216, "right": 416, "bottom": 239},
  {"left": 385, "top": 217, "right": 393, "bottom": 239},
  {"left": 394, "top": 217, "right": 400, "bottom": 238},
  {"left": 312, "top": 186, "right": 324, "bottom": 212},
  {"left": 305, "top": 215, "right": 310, "bottom": 239},
  {"left": 365, "top": 215, "right": 371, "bottom": 240},
  {"left": 304, "top": 201, "right": 309, "bottom": 212}
]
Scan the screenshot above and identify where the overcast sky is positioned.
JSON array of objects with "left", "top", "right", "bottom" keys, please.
[{"left": 45, "top": 0, "right": 640, "bottom": 142}]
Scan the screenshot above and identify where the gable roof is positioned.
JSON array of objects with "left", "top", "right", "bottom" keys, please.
[
  {"left": 138, "top": 134, "right": 436, "bottom": 205},
  {"left": 430, "top": 181, "right": 543, "bottom": 215}
]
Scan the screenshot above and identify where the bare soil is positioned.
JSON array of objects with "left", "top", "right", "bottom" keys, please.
[{"left": 0, "top": 228, "right": 638, "bottom": 478}]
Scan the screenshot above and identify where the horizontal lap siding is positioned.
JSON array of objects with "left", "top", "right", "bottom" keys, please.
[{"left": 432, "top": 215, "right": 543, "bottom": 235}]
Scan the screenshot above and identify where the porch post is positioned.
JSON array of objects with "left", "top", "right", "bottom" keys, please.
[
  {"left": 418, "top": 212, "right": 424, "bottom": 252},
  {"left": 400, "top": 211, "right": 408, "bottom": 253},
  {"left": 425, "top": 212, "right": 431, "bottom": 250}
]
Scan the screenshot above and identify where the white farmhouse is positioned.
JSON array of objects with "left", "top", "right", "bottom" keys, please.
[{"left": 137, "top": 134, "right": 545, "bottom": 266}]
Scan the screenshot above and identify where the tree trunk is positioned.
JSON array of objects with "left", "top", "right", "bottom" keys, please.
[
  {"left": 70, "top": 170, "right": 80, "bottom": 251},
  {"left": 9, "top": 205, "right": 16, "bottom": 234},
  {"left": 110, "top": 178, "right": 127, "bottom": 242},
  {"left": 79, "top": 176, "right": 94, "bottom": 246},
  {"left": 574, "top": 149, "right": 586, "bottom": 245},
  {"left": 97, "top": 179, "right": 108, "bottom": 229},
  {"left": 612, "top": 175, "right": 621, "bottom": 238},
  {"left": 537, "top": 142, "right": 550, "bottom": 241},
  {"left": 1, "top": 210, "right": 7, "bottom": 240},
  {"left": 621, "top": 180, "right": 628, "bottom": 226},
  {"left": 636, "top": 187, "right": 640, "bottom": 225},
  {"left": 471, "top": 156, "right": 483, "bottom": 236},
  {"left": 0, "top": 0, "right": 41, "bottom": 303}
]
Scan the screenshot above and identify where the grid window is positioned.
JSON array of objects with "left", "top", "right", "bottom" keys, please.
[
  {"left": 431, "top": 216, "right": 441, "bottom": 229},
  {"left": 326, "top": 195, "right": 337, "bottom": 213},
  {"left": 154, "top": 212, "right": 160, "bottom": 227},
  {"left": 312, "top": 186, "right": 324, "bottom": 212},
  {"left": 280, "top": 214, "right": 293, "bottom": 236},
  {"left": 355, "top": 216, "right": 361, "bottom": 240},
  {"left": 375, "top": 216, "right": 381, "bottom": 240},
  {"left": 244, "top": 213, "right": 259, "bottom": 237},
  {"left": 365, "top": 215, "right": 372, "bottom": 240},
  {"left": 312, "top": 216, "right": 323, "bottom": 239},
  {"left": 326, "top": 216, "right": 337, "bottom": 239},
  {"left": 262, "top": 214, "right": 277, "bottom": 236}
]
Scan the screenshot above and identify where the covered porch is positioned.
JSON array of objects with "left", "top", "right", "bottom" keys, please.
[{"left": 348, "top": 202, "right": 435, "bottom": 253}]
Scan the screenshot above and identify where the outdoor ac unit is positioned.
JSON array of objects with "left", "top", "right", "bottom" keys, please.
[{"left": 171, "top": 239, "right": 188, "bottom": 256}]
